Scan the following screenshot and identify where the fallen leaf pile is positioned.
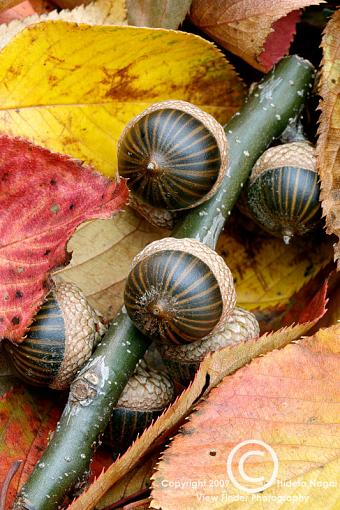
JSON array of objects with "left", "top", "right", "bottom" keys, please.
[{"left": 0, "top": 1, "right": 338, "bottom": 510}]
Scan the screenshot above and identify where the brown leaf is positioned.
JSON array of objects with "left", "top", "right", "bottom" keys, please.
[
  {"left": 53, "top": 208, "right": 166, "bottom": 321},
  {"left": 0, "top": 136, "right": 128, "bottom": 342},
  {"left": 67, "top": 284, "right": 327, "bottom": 510},
  {"left": 317, "top": 10, "right": 340, "bottom": 268},
  {"left": 95, "top": 452, "right": 159, "bottom": 510},
  {"left": 151, "top": 324, "right": 340, "bottom": 509},
  {"left": 189, "top": 0, "right": 323, "bottom": 71},
  {"left": 126, "top": 0, "right": 192, "bottom": 29}
]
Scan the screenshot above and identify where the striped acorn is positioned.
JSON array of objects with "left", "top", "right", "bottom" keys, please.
[
  {"left": 159, "top": 307, "right": 260, "bottom": 386},
  {"left": 124, "top": 237, "right": 236, "bottom": 345},
  {"left": 118, "top": 100, "right": 228, "bottom": 211},
  {"left": 5, "top": 281, "right": 106, "bottom": 390},
  {"left": 246, "top": 141, "right": 321, "bottom": 244},
  {"left": 104, "top": 359, "right": 174, "bottom": 456}
]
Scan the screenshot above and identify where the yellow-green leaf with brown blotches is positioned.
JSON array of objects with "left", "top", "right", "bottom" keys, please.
[{"left": 0, "top": 21, "right": 244, "bottom": 177}]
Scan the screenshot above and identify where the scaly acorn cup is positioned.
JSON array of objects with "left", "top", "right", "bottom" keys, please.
[
  {"left": 118, "top": 100, "right": 228, "bottom": 211},
  {"left": 129, "top": 194, "right": 179, "bottom": 231},
  {"left": 104, "top": 359, "right": 174, "bottom": 456},
  {"left": 17, "top": 57, "right": 315, "bottom": 510},
  {"left": 5, "top": 281, "right": 106, "bottom": 390},
  {"left": 124, "top": 237, "right": 236, "bottom": 344},
  {"left": 247, "top": 141, "right": 321, "bottom": 244},
  {"left": 159, "top": 307, "right": 259, "bottom": 386}
]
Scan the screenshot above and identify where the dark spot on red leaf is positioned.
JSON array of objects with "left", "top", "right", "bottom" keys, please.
[
  {"left": 69, "top": 203, "right": 74, "bottom": 210},
  {"left": 15, "top": 291, "right": 23, "bottom": 299},
  {"left": 0, "top": 136, "right": 128, "bottom": 341},
  {"left": 11, "top": 316, "right": 20, "bottom": 325}
]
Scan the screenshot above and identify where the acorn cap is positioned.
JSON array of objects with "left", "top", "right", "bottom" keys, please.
[
  {"left": 131, "top": 237, "right": 236, "bottom": 339},
  {"left": 118, "top": 100, "right": 228, "bottom": 210},
  {"left": 160, "top": 307, "right": 260, "bottom": 363},
  {"left": 250, "top": 141, "right": 316, "bottom": 184},
  {"left": 117, "top": 359, "right": 174, "bottom": 412},
  {"left": 129, "top": 194, "right": 178, "bottom": 231},
  {"left": 50, "top": 282, "right": 106, "bottom": 390}
]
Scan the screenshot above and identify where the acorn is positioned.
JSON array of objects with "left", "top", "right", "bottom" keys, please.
[
  {"left": 5, "top": 281, "right": 106, "bottom": 390},
  {"left": 118, "top": 100, "right": 228, "bottom": 210},
  {"left": 124, "top": 237, "right": 236, "bottom": 345},
  {"left": 246, "top": 141, "right": 321, "bottom": 244},
  {"left": 159, "top": 307, "right": 260, "bottom": 386},
  {"left": 104, "top": 359, "right": 174, "bottom": 456}
]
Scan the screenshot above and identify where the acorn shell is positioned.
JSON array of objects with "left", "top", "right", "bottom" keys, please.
[
  {"left": 160, "top": 307, "right": 259, "bottom": 386},
  {"left": 124, "top": 238, "right": 236, "bottom": 344},
  {"left": 247, "top": 142, "right": 321, "bottom": 243},
  {"left": 118, "top": 100, "right": 228, "bottom": 211},
  {"left": 5, "top": 282, "right": 106, "bottom": 390},
  {"left": 104, "top": 360, "right": 174, "bottom": 455}
]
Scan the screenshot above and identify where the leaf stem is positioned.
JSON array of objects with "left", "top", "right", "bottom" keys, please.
[{"left": 0, "top": 460, "right": 22, "bottom": 510}]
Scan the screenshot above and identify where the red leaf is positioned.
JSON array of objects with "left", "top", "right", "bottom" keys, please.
[
  {"left": 0, "top": 136, "right": 128, "bottom": 342},
  {"left": 0, "top": 384, "right": 64, "bottom": 509},
  {"left": 259, "top": 10, "right": 301, "bottom": 72}
]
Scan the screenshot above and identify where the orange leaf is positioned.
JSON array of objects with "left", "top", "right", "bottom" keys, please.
[
  {"left": 0, "top": 0, "right": 51, "bottom": 23},
  {"left": 151, "top": 324, "right": 340, "bottom": 509},
  {"left": 189, "top": 0, "right": 323, "bottom": 71},
  {"left": 317, "top": 10, "right": 340, "bottom": 268},
  {"left": 67, "top": 285, "right": 327, "bottom": 510},
  {"left": 0, "top": 383, "right": 63, "bottom": 509}
]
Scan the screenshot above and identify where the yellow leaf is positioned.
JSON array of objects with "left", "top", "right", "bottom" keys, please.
[
  {"left": 68, "top": 305, "right": 326, "bottom": 510},
  {"left": 317, "top": 10, "right": 340, "bottom": 268},
  {"left": 151, "top": 325, "right": 340, "bottom": 510},
  {"left": 0, "top": 0, "right": 127, "bottom": 50},
  {"left": 0, "top": 21, "right": 244, "bottom": 177},
  {"left": 53, "top": 208, "right": 166, "bottom": 320}
]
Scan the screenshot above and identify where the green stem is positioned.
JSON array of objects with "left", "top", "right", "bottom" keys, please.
[
  {"left": 16, "top": 55, "right": 314, "bottom": 510},
  {"left": 174, "top": 55, "right": 314, "bottom": 249},
  {"left": 15, "top": 312, "right": 150, "bottom": 510}
]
